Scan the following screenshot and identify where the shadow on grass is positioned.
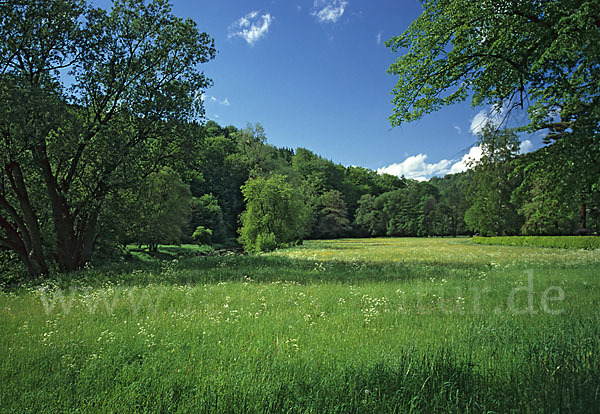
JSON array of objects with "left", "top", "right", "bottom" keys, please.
[
  {"left": 128, "top": 248, "right": 179, "bottom": 262},
  {"left": 127, "top": 244, "right": 216, "bottom": 261},
  {"left": 269, "top": 353, "right": 598, "bottom": 413},
  {"left": 28, "top": 251, "right": 492, "bottom": 290},
  {"left": 15, "top": 345, "right": 597, "bottom": 413}
]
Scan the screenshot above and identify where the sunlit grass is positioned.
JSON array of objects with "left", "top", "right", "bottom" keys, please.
[
  {"left": 1, "top": 238, "right": 599, "bottom": 412},
  {"left": 274, "top": 237, "right": 600, "bottom": 267}
]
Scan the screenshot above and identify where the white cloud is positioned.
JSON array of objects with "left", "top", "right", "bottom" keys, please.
[
  {"left": 312, "top": 0, "right": 348, "bottom": 23},
  {"left": 377, "top": 154, "right": 452, "bottom": 181},
  {"left": 448, "top": 146, "right": 483, "bottom": 174},
  {"left": 469, "top": 101, "right": 525, "bottom": 135},
  {"left": 228, "top": 11, "right": 273, "bottom": 46},
  {"left": 447, "top": 139, "right": 534, "bottom": 174},
  {"left": 206, "top": 96, "right": 231, "bottom": 107},
  {"left": 469, "top": 106, "right": 506, "bottom": 135},
  {"left": 519, "top": 139, "right": 534, "bottom": 154},
  {"left": 378, "top": 145, "right": 485, "bottom": 181},
  {"left": 470, "top": 109, "right": 494, "bottom": 135},
  {"left": 454, "top": 125, "right": 462, "bottom": 134},
  {"left": 194, "top": 91, "right": 206, "bottom": 103},
  {"left": 379, "top": 126, "right": 534, "bottom": 182},
  {"left": 376, "top": 31, "right": 382, "bottom": 46},
  {"left": 239, "top": 11, "right": 258, "bottom": 27}
]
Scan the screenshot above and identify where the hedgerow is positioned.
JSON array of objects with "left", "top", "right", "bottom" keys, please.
[{"left": 472, "top": 236, "right": 600, "bottom": 250}]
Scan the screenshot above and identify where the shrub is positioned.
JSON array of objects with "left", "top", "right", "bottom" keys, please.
[
  {"left": 239, "top": 175, "right": 311, "bottom": 253},
  {"left": 255, "top": 232, "right": 278, "bottom": 252},
  {"left": 192, "top": 226, "right": 213, "bottom": 245},
  {"left": 472, "top": 236, "right": 600, "bottom": 250}
]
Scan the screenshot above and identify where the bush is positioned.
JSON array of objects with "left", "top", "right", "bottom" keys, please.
[
  {"left": 192, "top": 226, "right": 213, "bottom": 245},
  {"left": 189, "top": 194, "right": 227, "bottom": 244},
  {"left": 239, "top": 175, "right": 311, "bottom": 253},
  {"left": 472, "top": 236, "right": 600, "bottom": 250},
  {"left": 255, "top": 232, "right": 278, "bottom": 252}
]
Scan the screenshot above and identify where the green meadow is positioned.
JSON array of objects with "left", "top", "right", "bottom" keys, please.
[{"left": 2, "top": 238, "right": 599, "bottom": 412}]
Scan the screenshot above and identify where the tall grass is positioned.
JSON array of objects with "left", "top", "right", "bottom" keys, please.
[{"left": 1, "top": 238, "right": 599, "bottom": 412}]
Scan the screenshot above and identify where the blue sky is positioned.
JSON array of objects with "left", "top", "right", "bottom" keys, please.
[{"left": 93, "top": 0, "right": 543, "bottom": 180}]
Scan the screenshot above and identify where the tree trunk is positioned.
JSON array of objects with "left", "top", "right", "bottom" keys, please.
[
  {"left": 78, "top": 208, "right": 100, "bottom": 266},
  {"left": 5, "top": 162, "right": 49, "bottom": 276},
  {"left": 34, "top": 144, "right": 83, "bottom": 272},
  {"left": 0, "top": 215, "right": 43, "bottom": 277},
  {"left": 580, "top": 203, "right": 587, "bottom": 230}
]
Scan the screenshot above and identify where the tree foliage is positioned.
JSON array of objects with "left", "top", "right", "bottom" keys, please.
[
  {"left": 192, "top": 226, "right": 213, "bottom": 245},
  {"left": 292, "top": 148, "right": 345, "bottom": 194},
  {"left": 0, "top": 0, "right": 215, "bottom": 276},
  {"left": 464, "top": 125, "right": 522, "bottom": 236},
  {"left": 238, "top": 175, "right": 311, "bottom": 253},
  {"left": 387, "top": 0, "right": 599, "bottom": 235},
  {"left": 387, "top": 0, "right": 600, "bottom": 138},
  {"left": 353, "top": 180, "right": 465, "bottom": 238},
  {"left": 189, "top": 194, "right": 226, "bottom": 244},
  {"left": 354, "top": 194, "right": 386, "bottom": 237},
  {"left": 313, "top": 190, "right": 351, "bottom": 239},
  {"left": 129, "top": 168, "right": 191, "bottom": 252},
  {"left": 512, "top": 138, "right": 599, "bottom": 235}
]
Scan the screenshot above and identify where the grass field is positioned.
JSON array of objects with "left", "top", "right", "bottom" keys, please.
[{"left": 1, "top": 238, "right": 599, "bottom": 412}]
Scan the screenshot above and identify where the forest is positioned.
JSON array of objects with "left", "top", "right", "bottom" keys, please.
[
  {"left": 2, "top": 1, "right": 600, "bottom": 412},
  {"left": 3, "top": 112, "right": 599, "bottom": 279},
  {"left": 1, "top": 0, "right": 599, "bottom": 280}
]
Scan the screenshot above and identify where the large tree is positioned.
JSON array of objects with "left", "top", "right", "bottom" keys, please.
[
  {"left": 189, "top": 194, "right": 227, "bottom": 244},
  {"left": 387, "top": 0, "right": 599, "bottom": 133},
  {"left": 126, "top": 167, "right": 191, "bottom": 252},
  {"left": 387, "top": 0, "right": 600, "bottom": 231},
  {"left": 512, "top": 136, "right": 598, "bottom": 235},
  {"left": 0, "top": 0, "right": 215, "bottom": 276},
  {"left": 354, "top": 194, "right": 386, "bottom": 237},
  {"left": 313, "top": 190, "right": 351, "bottom": 239},
  {"left": 238, "top": 175, "right": 311, "bottom": 253},
  {"left": 464, "top": 125, "right": 522, "bottom": 236}
]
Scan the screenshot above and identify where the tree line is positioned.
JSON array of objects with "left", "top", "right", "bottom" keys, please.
[{"left": 1, "top": 0, "right": 599, "bottom": 279}]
